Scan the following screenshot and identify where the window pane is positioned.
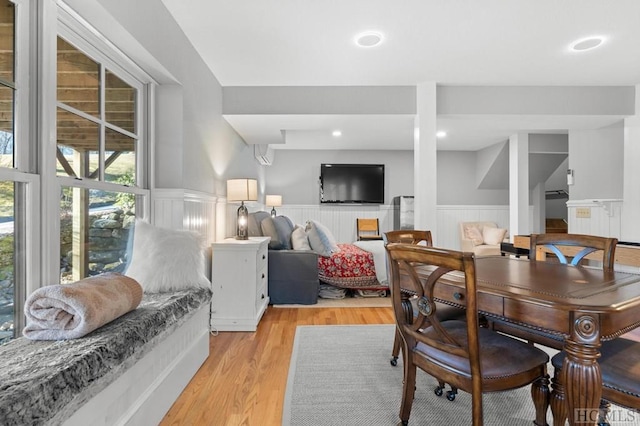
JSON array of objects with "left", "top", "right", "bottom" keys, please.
[
  {"left": 60, "top": 187, "right": 135, "bottom": 283},
  {"left": 105, "top": 128, "right": 135, "bottom": 185},
  {"left": 0, "top": 0, "right": 14, "bottom": 83},
  {"left": 57, "top": 37, "right": 100, "bottom": 118},
  {"left": 105, "top": 69, "right": 136, "bottom": 133},
  {"left": 0, "top": 0, "right": 15, "bottom": 170},
  {"left": 0, "top": 86, "right": 13, "bottom": 168},
  {"left": 56, "top": 108, "right": 99, "bottom": 178},
  {"left": 0, "top": 181, "right": 14, "bottom": 344}
]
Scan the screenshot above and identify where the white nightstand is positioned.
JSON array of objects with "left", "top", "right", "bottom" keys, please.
[{"left": 210, "top": 236, "right": 270, "bottom": 331}]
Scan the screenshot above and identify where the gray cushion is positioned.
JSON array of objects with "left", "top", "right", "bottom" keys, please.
[
  {"left": 273, "top": 216, "right": 295, "bottom": 249},
  {"left": 248, "top": 211, "right": 270, "bottom": 237},
  {"left": 261, "top": 215, "right": 294, "bottom": 250}
]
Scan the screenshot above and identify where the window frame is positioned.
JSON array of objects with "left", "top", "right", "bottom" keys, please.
[
  {"left": 0, "top": 0, "right": 41, "bottom": 336},
  {"left": 37, "top": 2, "right": 153, "bottom": 284}
]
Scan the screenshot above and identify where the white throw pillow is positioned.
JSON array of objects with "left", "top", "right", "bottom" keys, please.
[
  {"left": 291, "top": 225, "right": 312, "bottom": 250},
  {"left": 464, "top": 225, "right": 484, "bottom": 246},
  {"left": 483, "top": 227, "right": 508, "bottom": 245},
  {"left": 305, "top": 220, "right": 340, "bottom": 257},
  {"left": 125, "top": 219, "right": 211, "bottom": 293}
]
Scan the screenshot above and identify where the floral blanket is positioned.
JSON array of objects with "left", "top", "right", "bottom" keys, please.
[{"left": 318, "top": 243, "right": 387, "bottom": 289}]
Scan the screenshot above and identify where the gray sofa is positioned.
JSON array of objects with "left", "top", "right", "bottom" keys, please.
[{"left": 248, "top": 212, "right": 319, "bottom": 305}]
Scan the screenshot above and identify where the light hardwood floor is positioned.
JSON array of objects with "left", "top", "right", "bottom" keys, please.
[{"left": 160, "top": 305, "right": 395, "bottom": 426}]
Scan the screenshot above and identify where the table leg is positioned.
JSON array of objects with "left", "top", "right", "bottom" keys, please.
[{"left": 563, "top": 314, "right": 602, "bottom": 426}]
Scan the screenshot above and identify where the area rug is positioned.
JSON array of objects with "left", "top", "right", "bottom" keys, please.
[{"left": 283, "top": 324, "right": 639, "bottom": 426}]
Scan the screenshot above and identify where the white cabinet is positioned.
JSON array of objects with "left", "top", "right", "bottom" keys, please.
[{"left": 211, "top": 237, "right": 270, "bottom": 331}]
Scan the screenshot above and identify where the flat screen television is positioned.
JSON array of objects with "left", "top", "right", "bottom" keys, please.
[{"left": 320, "top": 163, "right": 385, "bottom": 204}]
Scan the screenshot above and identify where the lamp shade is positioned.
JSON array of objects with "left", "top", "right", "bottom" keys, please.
[
  {"left": 265, "top": 195, "right": 282, "bottom": 207},
  {"left": 227, "top": 179, "right": 258, "bottom": 202}
]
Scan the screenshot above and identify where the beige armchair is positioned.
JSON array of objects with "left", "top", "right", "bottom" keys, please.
[{"left": 459, "top": 221, "right": 508, "bottom": 257}]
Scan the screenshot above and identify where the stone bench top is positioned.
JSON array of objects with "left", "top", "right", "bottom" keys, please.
[{"left": 0, "top": 287, "right": 212, "bottom": 426}]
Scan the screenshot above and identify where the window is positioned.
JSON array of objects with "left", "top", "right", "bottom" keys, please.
[
  {"left": 0, "top": 181, "right": 14, "bottom": 343},
  {"left": 0, "top": 0, "right": 31, "bottom": 344},
  {"left": 0, "top": 0, "right": 152, "bottom": 345},
  {"left": 56, "top": 32, "right": 147, "bottom": 283}
]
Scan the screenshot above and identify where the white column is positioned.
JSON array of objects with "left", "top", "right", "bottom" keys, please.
[
  {"left": 532, "top": 182, "right": 545, "bottom": 234},
  {"left": 509, "top": 133, "right": 530, "bottom": 237},
  {"left": 622, "top": 84, "right": 640, "bottom": 241},
  {"left": 414, "top": 83, "right": 438, "bottom": 243}
]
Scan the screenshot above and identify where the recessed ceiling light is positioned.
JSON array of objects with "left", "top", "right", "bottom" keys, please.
[
  {"left": 354, "top": 31, "right": 384, "bottom": 48},
  {"left": 332, "top": 130, "right": 342, "bottom": 137},
  {"left": 436, "top": 131, "right": 447, "bottom": 138},
  {"left": 569, "top": 36, "right": 605, "bottom": 52}
]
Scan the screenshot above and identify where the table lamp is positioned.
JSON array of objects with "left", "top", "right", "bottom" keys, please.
[
  {"left": 227, "top": 178, "right": 258, "bottom": 240},
  {"left": 265, "top": 195, "right": 282, "bottom": 218}
]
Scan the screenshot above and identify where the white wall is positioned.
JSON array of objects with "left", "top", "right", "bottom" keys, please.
[
  {"left": 438, "top": 151, "right": 509, "bottom": 205},
  {"left": 568, "top": 121, "right": 624, "bottom": 201},
  {"left": 93, "top": 0, "right": 256, "bottom": 196},
  {"left": 264, "top": 150, "right": 414, "bottom": 205},
  {"left": 265, "top": 149, "right": 516, "bottom": 207}
]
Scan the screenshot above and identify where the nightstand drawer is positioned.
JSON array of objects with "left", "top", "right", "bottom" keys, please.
[
  {"left": 256, "top": 277, "right": 267, "bottom": 312},
  {"left": 256, "top": 245, "right": 268, "bottom": 271}
]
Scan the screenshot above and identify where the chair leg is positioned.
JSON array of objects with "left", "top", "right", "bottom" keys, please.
[
  {"left": 393, "top": 294, "right": 413, "bottom": 367},
  {"left": 597, "top": 399, "right": 611, "bottom": 426},
  {"left": 531, "top": 374, "right": 550, "bottom": 426},
  {"left": 399, "top": 356, "right": 417, "bottom": 424},
  {"left": 391, "top": 328, "right": 401, "bottom": 366},
  {"left": 550, "top": 368, "right": 568, "bottom": 426}
]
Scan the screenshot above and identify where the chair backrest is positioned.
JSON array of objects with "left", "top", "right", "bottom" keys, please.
[
  {"left": 356, "top": 218, "right": 380, "bottom": 239},
  {"left": 385, "top": 243, "right": 482, "bottom": 392},
  {"left": 529, "top": 233, "right": 618, "bottom": 271},
  {"left": 383, "top": 230, "right": 432, "bottom": 246}
]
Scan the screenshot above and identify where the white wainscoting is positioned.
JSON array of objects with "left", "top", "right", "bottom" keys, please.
[
  {"left": 235, "top": 204, "right": 393, "bottom": 243},
  {"left": 567, "top": 199, "right": 623, "bottom": 239},
  {"left": 241, "top": 204, "right": 517, "bottom": 251}
]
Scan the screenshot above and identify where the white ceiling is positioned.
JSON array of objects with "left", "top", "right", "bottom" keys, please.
[{"left": 161, "top": 0, "right": 640, "bottom": 151}]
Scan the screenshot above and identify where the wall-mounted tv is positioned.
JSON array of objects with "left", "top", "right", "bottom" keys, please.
[{"left": 320, "top": 163, "right": 385, "bottom": 204}]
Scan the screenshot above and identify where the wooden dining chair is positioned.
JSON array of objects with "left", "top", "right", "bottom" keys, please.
[
  {"left": 385, "top": 243, "right": 550, "bottom": 426},
  {"left": 356, "top": 218, "right": 382, "bottom": 240},
  {"left": 549, "top": 337, "right": 640, "bottom": 426},
  {"left": 528, "top": 233, "right": 618, "bottom": 271},
  {"left": 383, "top": 230, "right": 466, "bottom": 367}
]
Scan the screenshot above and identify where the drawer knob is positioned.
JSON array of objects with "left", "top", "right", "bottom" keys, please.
[
  {"left": 261, "top": 294, "right": 265, "bottom": 299},
  {"left": 262, "top": 273, "right": 265, "bottom": 279},
  {"left": 453, "top": 292, "right": 464, "bottom": 301},
  {"left": 262, "top": 254, "right": 266, "bottom": 260}
]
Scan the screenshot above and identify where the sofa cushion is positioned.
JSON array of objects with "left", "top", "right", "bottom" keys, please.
[
  {"left": 261, "top": 215, "right": 294, "bottom": 250},
  {"left": 463, "top": 225, "right": 484, "bottom": 246},
  {"left": 306, "top": 220, "right": 340, "bottom": 257},
  {"left": 248, "top": 211, "right": 270, "bottom": 237},
  {"left": 483, "top": 227, "right": 507, "bottom": 245},
  {"left": 473, "top": 244, "right": 501, "bottom": 257},
  {"left": 291, "top": 225, "right": 312, "bottom": 250}
]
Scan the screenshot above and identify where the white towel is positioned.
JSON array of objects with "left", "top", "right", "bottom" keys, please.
[{"left": 23, "top": 272, "right": 143, "bottom": 340}]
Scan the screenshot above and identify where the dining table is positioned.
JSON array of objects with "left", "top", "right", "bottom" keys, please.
[{"left": 418, "top": 255, "right": 640, "bottom": 426}]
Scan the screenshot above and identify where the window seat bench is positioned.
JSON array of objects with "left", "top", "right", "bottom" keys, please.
[{"left": 0, "top": 287, "right": 212, "bottom": 426}]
